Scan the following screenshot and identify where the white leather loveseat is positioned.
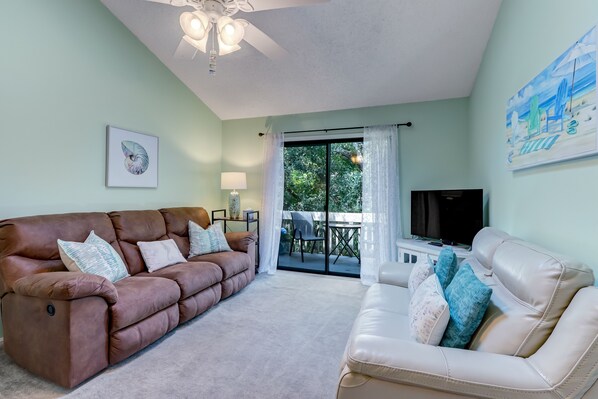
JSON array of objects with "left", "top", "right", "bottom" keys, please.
[{"left": 337, "top": 227, "right": 598, "bottom": 399}]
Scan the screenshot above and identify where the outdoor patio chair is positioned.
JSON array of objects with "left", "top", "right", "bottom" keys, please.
[{"left": 290, "top": 211, "right": 325, "bottom": 262}]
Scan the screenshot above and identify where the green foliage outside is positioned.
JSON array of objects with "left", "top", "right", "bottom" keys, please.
[{"left": 283, "top": 142, "right": 363, "bottom": 213}]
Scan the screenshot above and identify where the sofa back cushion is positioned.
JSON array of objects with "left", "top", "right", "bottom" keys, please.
[
  {"left": 464, "top": 227, "right": 512, "bottom": 271},
  {"left": 159, "top": 207, "right": 211, "bottom": 257},
  {"left": 0, "top": 212, "right": 124, "bottom": 296},
  {"left": 469, "top": 239, "right": 594, "bottom": 357},
  {"left": 109, "top": 210, "right": 168, "bottom": 275}
]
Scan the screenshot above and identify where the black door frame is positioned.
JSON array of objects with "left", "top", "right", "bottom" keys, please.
[{"left": 278, "top": 137, "right": 363, "bottom": 278}]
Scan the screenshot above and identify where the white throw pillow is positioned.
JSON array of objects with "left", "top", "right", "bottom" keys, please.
[
  {"left": 58, "top": 231, "right": 129, "bottom": 283},
  {"left": 408, "top": 255, "right": 435, "bottom": 295},
  {"left": 188, "top": 221, "right": 232, "bottom": 257},
  {"left": 408, "top": 274, "right": 450, "bottom": 345},
  {"left": 138, "top": 239, "right": 187, "bottom": 272}
]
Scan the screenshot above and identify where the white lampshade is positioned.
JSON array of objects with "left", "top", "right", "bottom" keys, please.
[
  {"left": 217, "top": 16, "right": 245, "bottom": 46},
  {"left": 221, "top": 172, "right": 247, "bottom": 190},
  {"left": 180, "top": 11, "right": 210, "bottom": 41}
]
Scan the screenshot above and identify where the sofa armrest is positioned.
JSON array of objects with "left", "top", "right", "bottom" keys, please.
[
  {"left": 378, "top": 262, "right": 413, "bottom": 287},
  {"left": 13, "top": 272, "right": 118, "bottom": 305},
  {"left": 225, "top": 231, "right": 257, "bottom": 253},
  {"left": 346, "top": 335, "right": 551, "bottom": 398}
]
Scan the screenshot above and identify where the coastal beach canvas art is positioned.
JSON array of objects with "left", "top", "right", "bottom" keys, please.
[
  {"left": 506, "top": 26, "right": 598, "bottom": 170},
  {"left": 106, "top": 126, "right": 159, "bottom": 188}
]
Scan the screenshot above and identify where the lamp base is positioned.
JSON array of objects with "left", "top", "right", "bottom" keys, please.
[{"left": 228, "top": 191, "right": 241, "bottom": 219}]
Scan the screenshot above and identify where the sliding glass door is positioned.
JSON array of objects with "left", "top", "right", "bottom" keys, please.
[{"left": 278, "top": 139, "right": 362, "bottom": 277}]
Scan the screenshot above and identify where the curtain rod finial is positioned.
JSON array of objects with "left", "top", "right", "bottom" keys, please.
[
  {"left": 406, "top": 122, "right": 412, "bottom": 127},
  {"left": 258, "top": 132, "right": 265, "bottom": 137}
]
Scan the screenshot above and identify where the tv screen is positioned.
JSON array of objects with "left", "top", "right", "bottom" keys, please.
[{"left": 411, "top": 189, "right": 483, "bottom": 246}]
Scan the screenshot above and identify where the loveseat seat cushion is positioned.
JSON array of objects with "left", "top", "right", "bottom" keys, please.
[
  {"left": 350, "top": 308, "right": 411, "bottom": 342},
  {"left": 135, "top": 261, "right": 222, "bottom": 300},
  {"left": 110, "top": 276, "right": 180, "bottom": 333},
  {"left": 190, "top": 251, "right": 251, "bottom": 280},
  {"left": 469, "top": 239, "right": 594, "bottom": 357},
  {"left": 360, "top": 283, "right": 410, "bottom": 315}
]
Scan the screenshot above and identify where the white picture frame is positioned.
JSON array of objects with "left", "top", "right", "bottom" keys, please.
[{"left": 106, "top": 126, "right": 159, "bottom": 188}]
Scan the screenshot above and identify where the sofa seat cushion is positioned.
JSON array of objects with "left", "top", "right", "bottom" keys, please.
[
  {"left": 361, "top": 283, "right": 411, "bottom": 315},
  {"left": 351, "top": 308, "right": 411, "bottom": 341},
  {"left": 135, "top": 262, "right": 222, "bottom": 300},
  {"left": 190, "top": 251, "right": 251, "bottom": 279},
  {"left": 111, "top": 276, "right": 180, "bottom": 333}
]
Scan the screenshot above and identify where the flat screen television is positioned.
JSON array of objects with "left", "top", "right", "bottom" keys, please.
[{"left": 411, "top": 189, "right": 483, "bottom": 246}]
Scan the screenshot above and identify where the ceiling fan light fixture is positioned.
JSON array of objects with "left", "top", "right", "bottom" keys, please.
[
  {"left": 183, "top": 34, "right": 208, "bottom": 53},
  {"left": 217, "top": 34, "right": 241, "bottom": 56},
  {"left": 180, "top": 11, "right": 210, "bottom": 41},
  {"left": 217, "top": 16, "right": 244, "bottom": 46}
]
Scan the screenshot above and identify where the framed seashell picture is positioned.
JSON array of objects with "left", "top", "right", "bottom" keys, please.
[{"left": 106, "top": 126, "right": 159, "bottom": 188}]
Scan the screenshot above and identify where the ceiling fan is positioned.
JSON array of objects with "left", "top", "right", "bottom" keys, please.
[{"left": 146, "top": 0, "right": 329, "bottom": 74}]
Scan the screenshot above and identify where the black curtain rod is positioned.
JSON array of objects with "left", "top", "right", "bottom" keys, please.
[{"left": 258, "top": 122, "right": 412, "bottom": 136}]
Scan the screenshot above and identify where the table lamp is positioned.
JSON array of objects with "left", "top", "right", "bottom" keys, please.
[{"left": 221, "top": 172, "right": 247, "bottom": 219}]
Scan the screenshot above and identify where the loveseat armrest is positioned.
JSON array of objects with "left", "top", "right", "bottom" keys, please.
[
  {"left": 225, "top": 231, "right": 257, "bottom": 253},
  {"left": 13, "top": 271, "right": 118, "bottom": 304},
  {"left": 345, "top": 335, "right": 552, "bottom": 398},
  {"left": 378, "top": 262, "right": 413, "bottom": 287}
]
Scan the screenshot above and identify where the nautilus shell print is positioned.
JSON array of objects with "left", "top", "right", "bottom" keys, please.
[{"left": 121, "top": 140, "right": 149, "bottom": 175}]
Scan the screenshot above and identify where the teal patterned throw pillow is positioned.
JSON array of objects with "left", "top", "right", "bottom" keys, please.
[
  {"left": 435, "top": 247, "right": 458, "bottom": 290},
  {"left": 188, "top": 221, "right": 233, "bottom": 257},
  {"left": 58, "top": 231, "right": 129, "bottom": 283},
  {"left": 440, "top": 264, "right": 493, "bottom": 348}
]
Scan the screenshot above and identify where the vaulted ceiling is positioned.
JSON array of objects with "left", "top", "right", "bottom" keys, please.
[{"left": 101, "top": 0, "right": 502, "bottom": 120}]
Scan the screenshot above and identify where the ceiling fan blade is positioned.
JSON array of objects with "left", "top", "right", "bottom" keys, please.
[
  {"left": 174, "top": 37, "right": 199, "bottom": 59},
  {"left": 244, "top": 0, "right": 329, "bottom": 12},
  {"left": 145, "top": 0, "right": 190, "bottom": 7},
  {"left": 241, "top": 21, "right": 288, "bottom": 60}
]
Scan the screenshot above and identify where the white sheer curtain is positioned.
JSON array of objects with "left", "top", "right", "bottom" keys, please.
[
  {"left": 258, "top": 132, "right": 284, "bottom": 274},
  {"left": 359, "top": 124, "right": 402, "bottom": 285}
]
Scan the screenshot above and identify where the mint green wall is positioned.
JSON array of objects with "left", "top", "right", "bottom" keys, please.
[
  {"left": 469, "top": 0, "right": 598, "bottom": 275},
  {"left": 0, "top": 1, "right": 223, "bottom": 336},
  {"left": 222, "top": 98, "right": 472, "bottom": 235},
  {"left": 0, "top": 1, "right": 222, "bottom": 219}
]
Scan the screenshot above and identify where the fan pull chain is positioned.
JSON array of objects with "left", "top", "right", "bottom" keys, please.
[{"left": 209, "top": 24, "right": 217, "bottom": 75}]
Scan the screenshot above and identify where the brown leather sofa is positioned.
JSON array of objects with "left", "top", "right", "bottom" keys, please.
[{"left": 0, "top": 207, "right": 256, "bottom": 388}]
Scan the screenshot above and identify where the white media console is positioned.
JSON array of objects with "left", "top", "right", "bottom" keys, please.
[{"left": 397, "top": 238, "right": 471, "bottom": 264}]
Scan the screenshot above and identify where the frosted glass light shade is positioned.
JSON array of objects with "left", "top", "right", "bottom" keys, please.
[
  {"left": 183, "top": 35, "right": 208, "bottom": 53},
  {"left": 218, "top": 35, "right": 241, "bottom": 56},
  {"left": 180, "top": 11, "right": 210, "bottom": 41},
  {"left": 217, "top": 16, "right": 245, "bottom": 46},
  {"left": 221, "top": 172, "right": 247, "bottom": 190}
]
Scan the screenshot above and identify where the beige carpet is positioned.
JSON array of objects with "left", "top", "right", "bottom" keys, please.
[{"left": 0, "top": 271, "right": 366, "bottom": 399}]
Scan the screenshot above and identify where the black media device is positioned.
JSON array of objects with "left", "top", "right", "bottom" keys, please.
[{"left": 411, "top": 189, "right": 483, "bottom": 246}]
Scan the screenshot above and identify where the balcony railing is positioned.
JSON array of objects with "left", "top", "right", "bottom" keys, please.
[{"left": 280, "top": 211, "right": 362, "bottom": 259}]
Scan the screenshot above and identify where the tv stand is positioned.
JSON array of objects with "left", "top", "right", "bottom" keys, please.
[{"left": 397, "top": 238, "right": 471, "bottom": 264}]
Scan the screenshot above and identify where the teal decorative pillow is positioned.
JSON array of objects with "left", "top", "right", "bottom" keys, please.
[
  {"left": 435, "top": 247, "right": 458, "bottom": 290},
  {"left": 58, "top": 231, "right": 129, "bottom": 283},
  {"left": 188, "top": 221, "right": 232, "bottom": 257},
  {"left": 440, "top": 264, "right": 493, "bottom": 348}
]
